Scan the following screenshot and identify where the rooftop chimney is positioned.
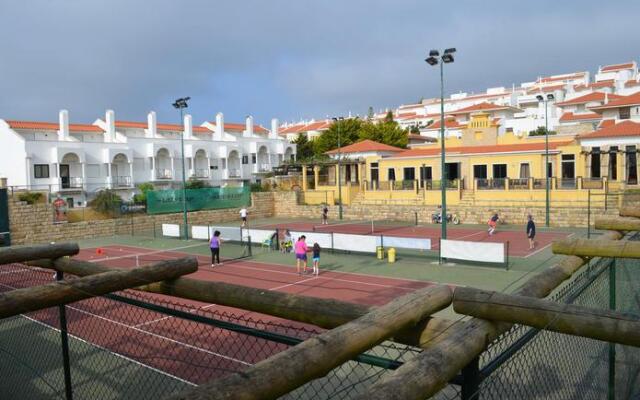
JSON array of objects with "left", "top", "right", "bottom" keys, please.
[
  {"left": 105, "top": 110, "right": 115, "bottom": 142},
  {"left": 214, "top": 112, "right": 224, "bottom": 140},
  {"left": 244, "top": 115, "right": 253, "bottom": 138},
  {"left": 183, "top": 114, "right": 193, "bottom": 140},
  {"left": 147, "top": 111, "right": 157, "bottom": 138},
  {"left": 58, "top": 110, "right": 69, "bottom": 140},
  {"left": 270, "top": 118, "right": 279, "bottom": 139}
]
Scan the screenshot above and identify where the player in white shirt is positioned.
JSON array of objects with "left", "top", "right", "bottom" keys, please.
[{"left": 240, "top": 208, "right": 248, "bottom": 227}]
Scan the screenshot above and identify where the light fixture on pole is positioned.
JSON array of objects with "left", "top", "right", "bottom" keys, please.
[
  {"left": 425, "top": 48, "right": 456, "bottom": 240},
  {"left": 172, "top": 96, "right": 190, "bottom": 240},
  {"left": 332, "top": 116, "right": 345, "bottom": 220},
  {"left": 536, "top": 93, "right": 554, "bottom": 228}
]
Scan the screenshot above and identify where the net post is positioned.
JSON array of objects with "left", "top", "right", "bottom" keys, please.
[
  {"left": 414, "top": 211, "right": 418, "bottom": 226},
  {"left": 505, "top": 241, "right": 510, "bottom": 271},
  {"left": 153, "top": 221, "right": 156, "bottom": 239},
  {"left": 275, "top": 228, "right": 280, "bottom": 251},
  {"left": 207, "top": 223, "right": 211, "bottom": 241},
  {"left": 608, "top": 258, "right": 616, "bottom": 400},
  {"left": 331, "top": 232, "right": 335, "bottom": 254},
  {"left": 56, "top": 271, "right": 74, "bottom": 400},
  {"left": 248, "top": 235, "right": 253, "bottom": 257},
  {"left": 130, "top": 212, "right": 134, "bottom": 236},
  {"left": 438, "top": 237, "right": 442, "bottom": 264}
]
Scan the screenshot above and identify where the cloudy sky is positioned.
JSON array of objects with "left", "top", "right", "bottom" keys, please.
[{"left": 1, "top": 0, "right": 639, "bottom": 126}]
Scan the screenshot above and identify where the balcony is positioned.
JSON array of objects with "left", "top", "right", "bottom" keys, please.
[
  {"left": 156, "top": 169, "right": 173, "bottom": 180},
  {"left": 259, "top": 163, "right": 271, "bottom": 173},
  {"left": 60, "top": 177, "right": 83, "bottom": 190},
  {"left": 112, "top": 176, "right": 133, "bottom": 188},
  {"left": 228, "top": 169, "right": 241, "bottom": 179},
  {"left": 193, "top": 169, "right": 210, "bottom": 179}
]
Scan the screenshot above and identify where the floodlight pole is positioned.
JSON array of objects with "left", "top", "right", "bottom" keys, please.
[
  {"left": 173, "top": 97, "right": 190, "bottom": 240},
  {"left": 335, "top": 117, "right": 344, "bottom": 220},
  {"left": 544, "top": 100, "right": 550, "bottom": 227},
  {"left": 439, "top": 61, "right": 447, "bottom": 240}
]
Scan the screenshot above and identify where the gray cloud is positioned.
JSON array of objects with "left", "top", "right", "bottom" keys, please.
[{"left": 0, "top": 0, "right": 639, "bottom": 125}]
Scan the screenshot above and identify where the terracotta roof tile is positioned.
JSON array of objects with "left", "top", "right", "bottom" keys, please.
[
  {"left": 208, "top": 122, "right": 269, "bottom": 134},
  {"left": 601, "top": 62, "right": 635, "bottom": 72},
  {"left": 325, "top": 139, "right": 403, "bottom": 155},
  {"left": 590, "top": 92, "right": 640, "bottom": 111},
  {"left": 580, "top": 120, "right": 640, "bottom": 139},
  {"left": 556, "top": 92, "right": 623, "bottom": 107},
  {"left": 539, "top": 72, "right": 586, "bottom": 83},
  {"left": 425, "top": 117, "right": 466, "bottom": 130},
  {"left": 6, "top": 120, "right": 103, "bottom": 132},
  {"left": 559, "top": 112, "right": 602, "bottom": 122},
  {"left": 526, "top": 84, "right": 566, "bottom": 94},
  {"left": 392, "top": 141, "right": 574, "bottom": 158},
  {"left": 625, "top": 79, "right": 640, "bottom": 88},
  {"left": 574, "top": 80, "right": 615, "bottom": 91},
  {"left": 447, "top": 102, "right": 521, "bottom": 115}
]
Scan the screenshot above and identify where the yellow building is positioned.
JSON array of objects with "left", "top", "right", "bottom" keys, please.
[{"left": 300, "top": 113, "right": 637, "bottom": 207}]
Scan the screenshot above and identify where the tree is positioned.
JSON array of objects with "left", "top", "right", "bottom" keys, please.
[
  {"left": 185, "top": 177, "right": 210, "bottom": 189},
  {"left": 529, "top": 126, "right": 557, "bottom": 136},
  {"left": 88, "top": 189, "right": 122, "bottom": 217},
  {"left": 313, "top": 118, "right": 362, "bottom": 156},
  {"left": 384, "top": 111, "right": 394, "bottom": 123},
  {"left": 293, "top": 133, "right": 314, "bottom": 161},
  {"left": 367, "top": 106, "right": 374, "bottom": 120},
  {"left": 409, "top": 125, "right": 420, "bottom": 134},
  {"left": 133, "top": 182, "right": 154, "bottom": 204},
  {"left": 358, "top": 120, "right": 409, "bottom": 149}
]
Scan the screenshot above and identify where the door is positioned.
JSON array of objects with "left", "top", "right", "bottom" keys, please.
[
  {"left": 420, "top": 166, "right": 432, "bottom": 188},
  {"left": 60, "top": 164, "right": 70, "bottom": 189},
  {"left": 561, "top": 154, "right": 576, "bottom": 188},
  {"left": 626, "top": 146, "right": 638, "bottom": 185}
]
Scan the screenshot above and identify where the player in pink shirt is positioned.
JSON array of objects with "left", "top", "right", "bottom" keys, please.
[{"left": 294, "top": 235, "right": 309, "bottom": 275}]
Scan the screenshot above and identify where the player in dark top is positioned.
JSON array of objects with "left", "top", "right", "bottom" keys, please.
[
  {"left": 526, "top": 214, "right": 536, "bottom": 250},
  {"left": 321, "top": 206, "right": 329, "bottom": 225}
]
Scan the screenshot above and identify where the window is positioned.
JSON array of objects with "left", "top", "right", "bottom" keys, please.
[
  {"left": 506, "top": 127, "right": 514, "bottom": 133},
  {"left": 251, "top": 153, "right": 257, "bottom": 164},
  {"left": 591, "top": 147, "right": 601, "bottom": 178},
  {"left": 34, "top": 164, "right": 49, "bottom": 178},
  {"left": 609, "top": 146, "right": 618, "bottom": 180},
  {"left": 221, "top": 158, "right": 227, "bottom": 169},
  {"left": 620, "top": 107, "right": 631, "bottom": 120},
  {"left": 626, "top": 145, "right": 637, "bottom": 184},
  {"left": 492, "top": 164, "right": 507, "bottom": 179},
  {"left": 519, "top": 163, "right": 530, "bottom": 179},
  {"left": 388, "top": 168, "right": 396, "bottom": 181},
  {"left": 242, "top": 155, "right": 249, "bottom": 165},
  {"left": 403, "top": 167, "right": 415, "bottom": 181},
  {"left": 473, "top": 165, "right": 487, "bottom": 179}
]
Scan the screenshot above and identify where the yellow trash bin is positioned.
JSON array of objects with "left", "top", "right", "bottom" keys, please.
[
  {"left": 388, "top": 247, "right": 396, "bottom": 263},
  {"left": 376, "top": 246, "right": 384, "bottom": 260}
]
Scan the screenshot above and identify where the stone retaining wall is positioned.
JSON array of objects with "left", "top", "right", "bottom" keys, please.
[{"left": 10, "top": 192, "right": 274, "bottom": 245}]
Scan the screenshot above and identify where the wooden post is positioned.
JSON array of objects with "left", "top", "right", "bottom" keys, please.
[
  {"left": 301, "top": 165, "right": 308, "bottom": 191},
  {"left": 452, "top": 287, "right": 640, "bottom": 347},
  {"left": 619, "top": 206, "right": 640, "bottom": 218},
  {"left": 595, "top": 216, "right": 640, "bottom": 231},
  {"left": 552, "top": 237, "right": 640, "bottom": 258},
  {"left": 167, "top": 285, "right": 453, "bottom": 400},
  {"left": 0, "top": 257, "right": 197, "bottom": 319},
  {"left": 0, "top": 243, "right": 79, "bottom": 265}
]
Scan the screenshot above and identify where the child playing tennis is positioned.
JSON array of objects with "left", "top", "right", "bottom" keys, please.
[
  {"left": 210, "top": 230, "right": 222, "bottom": 267},
  {"left": 312, "top": 242, "right": 321, "bottom": 276},
  {"left": 294, "top": 235, "right": 309, "bottom": 275},
  {"left": 488, "top": 213, "right": 499, "bottom": 235}
]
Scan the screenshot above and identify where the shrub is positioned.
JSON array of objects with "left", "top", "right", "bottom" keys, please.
[
  {"left": 18, "top": 192, "right": 43, "bottom": 205},
  {"left": 88, "top": 190, "right": 123, "bottom": 217},
  {"left": 133, "top": 182, "right": 154, "bottom": 204},
  {"left": 529, "top": 126, "right": 556, "bottom": 136},
  {"left": 185, "top": 178, "right": 210, "bottom": 189}
]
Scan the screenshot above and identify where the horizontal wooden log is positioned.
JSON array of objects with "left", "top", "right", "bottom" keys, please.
[
  {"left": 595, "top": 216, "right": 640, "bottom": 232},
  {"left": 552, "top": 237, "right": 640, "bottom": 258},
  {"left": 619, "top": 206, "right": 640, "bottom": 218},
  {"left": 167, "top": 285, "right": 454, "bottom": 400},
  {"left": 0, "top": 243, "right": 78, "bottom": 265},
  {"left": 28, "top": 258, "right": 455, "bottom": 345},
  {"left": 453, "top": 287, "right": 640, "bottom": 347},
  {"left": 356, "top": 230, "right": 624, "bottom": 400},
  {"left": 0, "top": 257, "right": 197, "bottom": 319}
]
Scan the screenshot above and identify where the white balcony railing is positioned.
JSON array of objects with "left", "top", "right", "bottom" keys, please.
[
  {"left": 194, "top": 169, "right": 210, "bottom": 178},
  {"left": 61, "top": 177, "right": 83, "bottom": 190},
  {"left": 259, "top": 163, "right": 271, "bottom": 172},
  {"left": 156, "top": 169, "right": 173, "bottom": 179},
  {"left": 113, "top": 176, "right": 132, "bottom": 187},
  {"left": 228, "top": 168, "right": 241, "bottom": 178}
]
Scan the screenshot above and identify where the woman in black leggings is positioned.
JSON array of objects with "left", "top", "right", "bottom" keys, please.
[{"left": 210, "top": 230, "right": 222, "bottom": 266}]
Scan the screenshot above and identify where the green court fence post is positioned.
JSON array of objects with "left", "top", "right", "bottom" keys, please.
[
  {"left": 248, "top": 235, "right": 253, "bottom": 257},
  {"left": 460, "top": 356, "right": 480, "bottom": 400},
  {"left": 153, "top": 221, "right": 156, "bottom": 239},
  {"left": 587, "top": 190, "right": 591, "bottom": 239},
  {"left": 438, "top": 238, "right": 442, "bottom": 264},
  {"left": 414, "top": 211, "right": 418, "bottom": 226},
  {"left": 505, "top": 241, "right": 510, "bottom": 271},
  {"left": 608, "top": 259, "right": 616, "bottom": 400},
  {"left": 275, "top": 228, "right": 280, "bottom": 251},
  {"left": 331, "top": 232, "right": 335, "bottom": 254},
  {"left": 56, "top": 271, "right": 74, "bottom": 400}
]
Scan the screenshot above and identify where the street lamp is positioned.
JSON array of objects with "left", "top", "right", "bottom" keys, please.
[
  {"left": 172, "top": 96, "right": 190, "bottom": 240},
  {"left": 332, "top": 116, "right": 345, "bottom": 220},
  {"left": 425, "top": 48, "right": 456, "bottom": 240},
  {"left": 536, "top": 93, "right": 554, "bottom": 227}
]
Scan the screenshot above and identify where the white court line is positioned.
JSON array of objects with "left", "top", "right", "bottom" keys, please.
[
  {"left": 447, "top": 230, "right": 487, "bottom": 241},
  {"left": 133, "top": 315, "right": 173, "bottom": 328},
  {"left": 523, "top": 232, "right": 574, "bottom": 259},
  {"left": 0, "top": 280, "right": 251, "bottom": 368},
  {"left": 269, "top": 277, "right": 317, "bottom": 291}
]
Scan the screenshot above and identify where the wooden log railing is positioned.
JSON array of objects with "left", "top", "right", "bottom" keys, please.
[
  {"left": 0, "top": 242, "right": 78, "bottom": 265},
  {"left": 167, "top": 285, "right": 453, "bottom": 400},
  {"left": 595, "top": 216, "right": 640, "bottom": 231},
  {"left": 552, "top": 237, "right": 640, "bottom": 258},
  {"left": 0, "top": 257, "right": 197, "bottom": 319},
  {"left": 620, "top": 206, "right": 640, "bottom": 218},
  {"left": 354, "top": 229, "right": 624, "bottom": 400},
  {"left": 453, "top": 287, "right": 640, "bottom": 347}
]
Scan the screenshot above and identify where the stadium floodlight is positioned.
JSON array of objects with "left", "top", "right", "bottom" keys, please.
[
  {"left": 442, "top": 53, "right": 454, "bottom": 63},
  {"left": 425, "top": 56, "right": 438, "bottom": 66},
  {"left": 429, "top": 49, "right": 440, "bottom": 57},
  {"left": 444, "top": 48, "right": 456, "bottom": 54},
  {"left": 547, "top": 93, "right": 555, "bottom": 101},
  {"left": 536, "top": 95, "right": 544, "bottom": 102}
]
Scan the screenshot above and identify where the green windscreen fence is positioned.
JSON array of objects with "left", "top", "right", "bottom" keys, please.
[{"left": 146, "top": 187, "right": 250, "bottom": 214}]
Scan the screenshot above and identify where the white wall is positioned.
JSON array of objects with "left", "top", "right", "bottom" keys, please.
[{"left": 0, "top": 121, "right": 28, "bottom": 187}]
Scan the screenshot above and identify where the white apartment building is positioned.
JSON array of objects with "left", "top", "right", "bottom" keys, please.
[{"left": 0, "top": 110, "right": 296, "bottom": 207}]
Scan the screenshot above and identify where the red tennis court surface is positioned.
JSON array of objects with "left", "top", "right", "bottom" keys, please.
[
  {"left": 77, "top": 244, "right": 438, "bottom": 308},
  {"left": 255, "top": 221, "right": 571, "bottom": 257}
]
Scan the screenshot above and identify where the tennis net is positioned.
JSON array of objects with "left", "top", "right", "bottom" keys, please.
[{"left": 312, "top": 215, "right": 418, "bottom": 235}]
